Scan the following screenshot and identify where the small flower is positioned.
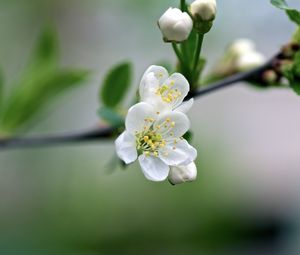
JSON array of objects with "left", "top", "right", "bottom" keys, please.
[
  {"left": 158, "top": 7, "right": 193, "bottom": 43},
  {"left": 190, "top": 0, "right": 217, "bottom": 22},
  {"left": 168, "top": 162, "right": 197, "bottom": 185},
  {"left": 115, "top": 102, "right": 197, "bottom": 182},
  {"left": 139, "top": 65, "right": 194, "bottom": 114}
]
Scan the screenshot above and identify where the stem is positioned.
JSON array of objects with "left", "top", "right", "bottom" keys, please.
[
  {"left": 172, "top": 43, "right": 189, "bottom": 75},
  {"left": 181, "top": 0, "right": 185, "bottom": 11},
  {"left": 192, "top": 33, "right": 204, "bottom": 76}
]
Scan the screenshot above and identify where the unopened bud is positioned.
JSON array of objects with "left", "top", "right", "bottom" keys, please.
[
  {"left": 228, "top": 39, "right": 255, "bottom": 57},
  {"left": 168, "top": 162, "right": 197, "bottom": 185},
  {"left": 262, "top": 70, "right": 278, "bottom": 85},
  {"left": 158, "top": 7, "right": 193, "bottom": 43},
  {"left": 190, "top": 0, "right": 217, "bottom": 34},
  {"left": 190, "top": 0, "right": 217, "bottom": 21},
  {"left": 236, "top": 52, "right": 266, "bottom": 71}
]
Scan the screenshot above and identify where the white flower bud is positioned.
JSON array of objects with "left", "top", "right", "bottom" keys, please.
[
  {"left": 228, "top": 39, "right": 256, "bottom": 57},
  {"left": 158, "top": 7, "right": 193, "bottom": 43},
  {"left": 168, "top": 162, "right": 197, "bottom": 185},
  {"left": 236, "top": 52, "right": 266, "bottom": 71},
  {"left": 190, "top": 0, "right": 217, "bottom": 22}
]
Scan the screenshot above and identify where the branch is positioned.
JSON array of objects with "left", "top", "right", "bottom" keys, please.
[
  {"left": 0, "top": 126, "right": 115, "bottom": 150},
  {"left": 188, "top": 56, "right": 274, "bottom": 99},
  {"left": 0, "top": 56, "right": 275, "bottom": 151}
]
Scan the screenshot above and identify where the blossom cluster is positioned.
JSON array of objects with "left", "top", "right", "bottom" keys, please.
[{"left": 115, "top": 66, "right": 197, "bottom": 184}]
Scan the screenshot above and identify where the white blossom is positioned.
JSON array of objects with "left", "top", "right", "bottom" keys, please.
[
  {"left": 190, "top": 0, "right": 217, "bottom": 21},
  {"left": 168, "top": 162, "right": 197, "bottom": 185},
  {"left": 115, "top": 102, "right": 197, "bottom": 182},
  {"left": 158, "top": 7, "right": 193, "bottom": 43},
  {"left": 139, "top": 65, "right": 194, "bottom": 114}
]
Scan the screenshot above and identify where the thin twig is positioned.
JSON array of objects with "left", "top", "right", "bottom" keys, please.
[
  {"left": 187, "top": 56, "right": 274, "bottom": 99},
  {"left": 0, "top": 126, "right": 115, "bottom": 150},
  {"left": 0, "top": 56, "right": 275, "bottom": 150}
]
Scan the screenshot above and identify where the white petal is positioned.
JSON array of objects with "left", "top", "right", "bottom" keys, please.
[
  {"left": 154, "top": 111, "right": 190, "bottom": 139},
  {"left": 115, "top": 131, "right": 137, "bottom": 164},
  {"left": 168, "top": 162, "right": 197, "bottom": 185},
  {"left": 175, "top": 98, "right": 194, "bottom": 113},
  {"left": 163, "top": 73, "right": 190, "bottom": 109},
  {"left": 125, "top": 102, "right": 156, "bottom": 135},
  {"left": 139, "top": 72, "right": 160, "bottom": 103},
  {"left": 159, "top": 139, "right": 197, "bottom": 166},
  {"left": 139, "top": 65, "right": 169, "bottom": 100},
  {"left": 138, "top": 155, "right": 169, "bottom": 181}
]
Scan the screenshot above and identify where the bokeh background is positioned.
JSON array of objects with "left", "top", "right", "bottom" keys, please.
[{"left": 1, "top": 0, "right": 300, "bottom": 254}]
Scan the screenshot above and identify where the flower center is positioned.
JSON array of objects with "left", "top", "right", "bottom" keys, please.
[
  {"left": 135, "top": 117, "right": 177, "bottom": 157},
  {"left": 155, "top": 80, "right": 182, "bottom": 104}
]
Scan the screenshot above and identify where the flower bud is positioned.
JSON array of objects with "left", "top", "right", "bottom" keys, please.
[
  {"left": 236, "top": 52, "right": 266, "bottom": 71},
  {"left": 262, "top": 70, "right": 278, "bottom": 85},
  {"left": 190, "top": 0, "right": 217, "bottom": 21},
  {"left": 158, "top": 7, "right": 193, "bottom": 43},
  {"left": 227, "top": 39, "right": 255, "bottom": 57},
  {"left": 168, "top": 162, "right": 197, "bottom": 185}
]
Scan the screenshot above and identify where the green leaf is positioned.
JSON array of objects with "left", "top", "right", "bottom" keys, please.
[
  {"left": 0, "top": 69, "right": 89, "bottom": 132},
  {"left": 293, "top": 51, "right": 300, "bottom": 76},
  {"left": 100, "top": 62, "right": 132, "bottom": 108},
  {"left": 271, "top": 0, "right": 300, "bottom": 25},
  {"left": 97, "top": 107, "right": 124, "bottom": 127},
  {"left": 29, "top": 26, "right": 59, "bottom": 71}
]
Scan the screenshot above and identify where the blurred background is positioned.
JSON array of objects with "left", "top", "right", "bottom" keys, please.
[{"left": 1, "top": 0, "right": 300, "bottom": 254}]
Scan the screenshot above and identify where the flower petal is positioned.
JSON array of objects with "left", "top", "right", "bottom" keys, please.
[
  {"left": 174, "top": 98, "right": 194, "bottom": 113},
  {"left": 168, "top": 162, "right": 197, "bottom": 185},
  {"left": 159, "top": 138, "right": 197, "bottom": 166},
  {"left": 154, "top": 111, "right": 190, "bottom": 139},
  {"left": 138, "top": 155, "right": 170, "bottom": 181},
  {"left": 139, "top": 65, "right": 169, "bottom": 100},
  {"left": 125, "top": 102, "right": 156, "bottom": 135},
  {"left": 115, "top": 131, "right": 137, "bottom": 164},
  {"left": 163, "top": 73, "right": 190, "bottom": 109}
]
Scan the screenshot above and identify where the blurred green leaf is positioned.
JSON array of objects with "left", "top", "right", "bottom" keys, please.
[
  {"left": 0, "top": 69, "right": 89, "bottom": 132},
  {"left": 271, "top": 0, "right": 300, "bottom": 25},
  {"left": 198, "top": 58, "right": 206, "bottom": 76},
  {"left": 26, "top": 27, "right": 59, "bottom": 75},
  {"left": 290, "top": 81, "right": 300, "bottom": 94},
  {"left": 97, "top": 107, "right": 124, "bottom": 127},
  {"left": 293, "top": 27, "right": 300, "bottom": 43},
  {"left": 0, "top": 69, "right": 3, "bottom": 107},
  {"left": 100, "top": 62, "right": 132, "bottom": 108},
  {"left": 293, "top": 51, "right": 300, "bottom": 76},
  {"left": 0, "top": 26, "right": 91, "bottom": 134},
  {"left": 290, "top": 52, "right": 300, "bottom": 94}
]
